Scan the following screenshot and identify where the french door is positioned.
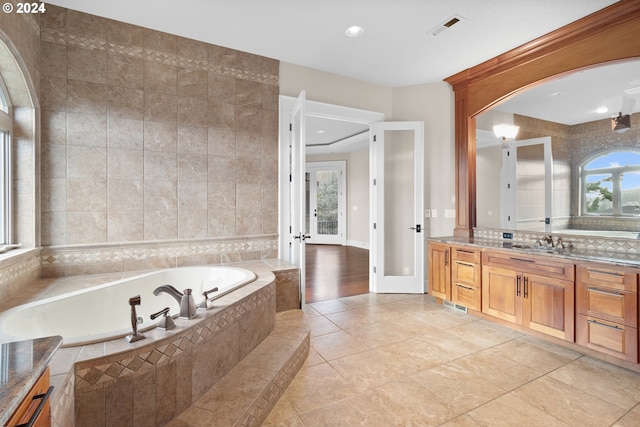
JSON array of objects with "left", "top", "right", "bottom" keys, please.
[{"left": 371, "top": 121, "right": 425, "bottom": 294}]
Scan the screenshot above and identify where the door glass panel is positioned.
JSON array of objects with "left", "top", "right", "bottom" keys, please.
[
  {"left": 316, "top": 170, "right": 339, "bottom": 236},
  {"left": 516, "top": 144, "right": 545, "bottom": 231},
  {"left": 384, "top": 129, "right": 415, "bottom": 277},
  {"left": 305, "top": 172, "right": 310, "bottom": 235}
]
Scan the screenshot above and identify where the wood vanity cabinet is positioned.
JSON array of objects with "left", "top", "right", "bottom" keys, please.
[
  {"left": 450, "top": 246, "right": 481, "bottom": 310},
  {"left": 481, "top": 250, "right": 575, "bottom": 341},
  {"left": 6, "top": 367, "right": 52, "bottom": 427},
  {"left": 428, "top": 241, "right": 451, "bottom": 301},
  {"left": 428, "top": 242, "right": 481, "bottom": 310},
  {"left": 576, "top": 263, "right": 638, "bottom": 363}
]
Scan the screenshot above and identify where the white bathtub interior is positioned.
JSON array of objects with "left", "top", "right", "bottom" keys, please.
[{"left": 0, "top": 266, "right": 256, "bottom": 346}]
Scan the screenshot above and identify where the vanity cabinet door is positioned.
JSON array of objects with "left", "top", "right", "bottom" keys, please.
[
  {"left": 482, "top": 265, "right": 520, "bottom": 324},
  {"left": 522, "top": 273, "right": 575, "bottom": 341},
  {"left": 428, "top": 242, "right": 451, "bottom": 301}
]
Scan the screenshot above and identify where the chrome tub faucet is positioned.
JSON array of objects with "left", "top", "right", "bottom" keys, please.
[{"left": 153, "top": 284, "right": 197, "bottom": 319}]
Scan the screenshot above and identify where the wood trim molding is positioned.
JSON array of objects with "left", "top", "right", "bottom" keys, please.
[{"left": 445, "top": 0, "right": 640, "bottom": 237}]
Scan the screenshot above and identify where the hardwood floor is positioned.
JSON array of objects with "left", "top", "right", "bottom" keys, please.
[{"left": 305, "top": 244, "right": 369, "bottom": 303}]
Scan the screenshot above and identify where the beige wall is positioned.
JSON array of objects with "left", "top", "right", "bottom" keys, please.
[{"left": 392, "top": 83, "right": 456, "bottom": 238}]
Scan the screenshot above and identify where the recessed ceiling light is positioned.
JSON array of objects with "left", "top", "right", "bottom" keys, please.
[
  {"left": 548, "top": 91, "right": 563, "bottom": 98},
  {"left": 624, "top": 86, "right": 640, "bottom": 95},
  {"left": 596, "top": 106, "right": 609, "bottom": 114},
  {"left": 345, "top": 25, "right": 364, "bottom": 37},
  {"left": 317, "top": 130, "right": 325, "bottom": 134}
]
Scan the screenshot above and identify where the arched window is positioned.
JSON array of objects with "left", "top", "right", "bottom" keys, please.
[
  {"left": 581, "top": 150, "right": 640, "bottom": 216},
  {"left": 0, "top": 74, "right": 11, "bottom": 246}
]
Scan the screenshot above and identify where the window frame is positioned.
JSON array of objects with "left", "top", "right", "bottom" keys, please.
[
  {"left": 0, "top": 74, "right": 12, "bottom": 248},
  {"left": 580, "top": 150, "right": 640, "bottom": 217}
]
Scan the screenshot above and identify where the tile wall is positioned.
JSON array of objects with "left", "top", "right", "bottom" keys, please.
[{"left": 37, "top": 5, "right": 280, "bottom": 273}]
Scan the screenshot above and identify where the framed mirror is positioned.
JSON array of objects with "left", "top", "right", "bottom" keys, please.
[
  {"left": 475, "top": 59, "right": 640, "bottom": 238},
  {"left": 445, "top": 0, "right": 640, "bottom": 238}
]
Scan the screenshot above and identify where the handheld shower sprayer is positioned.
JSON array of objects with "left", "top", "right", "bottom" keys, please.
[{"left": 126, "top": 294, "right": 146, "bottom": 343}]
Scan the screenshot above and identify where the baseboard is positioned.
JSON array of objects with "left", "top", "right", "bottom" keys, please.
[{"left": 347, "top": 240, "right": 369, "bottom": 250}]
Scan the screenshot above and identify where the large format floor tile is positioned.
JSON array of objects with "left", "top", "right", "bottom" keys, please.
[{"left": 264, "top": 294, "right": 640, "bottom": 427}]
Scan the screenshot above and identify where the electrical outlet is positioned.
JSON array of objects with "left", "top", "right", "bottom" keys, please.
[
  {"left": 431, "top": 209, "right": 437, "bottom": 218},
  {"left": 444, "top": 209, "right": 456, "bottom": 218},
  {"left": 424, "top": 209, "right": 430, "bottom": 218}
]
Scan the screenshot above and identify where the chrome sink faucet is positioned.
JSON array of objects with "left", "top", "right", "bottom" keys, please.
[{"left": 541, "top": 235, "right": 555, "bottom": 247}]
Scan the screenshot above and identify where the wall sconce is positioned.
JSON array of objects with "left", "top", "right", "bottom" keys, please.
[
  {"left": 493, "top": 124, "right": 520, "bottom": 141},
  {"left": 612, "top": 112, "right": 631, "bottom": 133}
]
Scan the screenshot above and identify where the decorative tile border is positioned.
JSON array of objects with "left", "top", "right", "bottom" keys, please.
[
  {"left": 40, "top": 28, "right": 279, "bottom": 86},
  {"left": 473, "top": 227, "right": 640, "bottom": 253},
  {"left": 41, "top": 235, "right": 278, "bottom": 270}
]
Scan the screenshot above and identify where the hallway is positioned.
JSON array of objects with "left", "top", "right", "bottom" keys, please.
[{"left": 305, "top": 245, "right": 369, "bottom": 303}]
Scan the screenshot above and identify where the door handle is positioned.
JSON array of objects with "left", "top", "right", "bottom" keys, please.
[{"left": 409, "top": 225, "right": 421, "bottom": 232}]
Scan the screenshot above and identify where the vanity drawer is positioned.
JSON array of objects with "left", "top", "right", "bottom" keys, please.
[
  {"left": 576, "top": 283, "right": 637, "bottom": 327},
  {"left": 576, "top": 264, "right": 638, "bottom": 293},
  {"left": 6, "top": 367, "right": 52, "bottom": 427},
  {"left": 451, "top": 246, "right": 481, "bottom": 264},
  {"left": 482, "top": 250, "right": 574, "bottom": 281},
  {"left": 451, "top": 259, "right": 480, "bottom": 286},
  {"left": 576, "top": 314, "right": 638, "bottom": 363},
  {"left": 452, "top": 282, "right": 481, "bottom": 311}
]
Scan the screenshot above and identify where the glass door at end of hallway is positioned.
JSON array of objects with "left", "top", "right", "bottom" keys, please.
[{"left": 305, "top": 161, "right": 346, "bottom": 245}]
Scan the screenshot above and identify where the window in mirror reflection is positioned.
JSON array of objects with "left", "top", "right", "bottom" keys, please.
[{"left": 582, "top": 151, "right": 640, "bottom": 216}]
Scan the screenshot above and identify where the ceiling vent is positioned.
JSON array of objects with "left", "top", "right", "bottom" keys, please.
[
  {"left": 612, "top": 113, "right": 631, "bottom": 133},
  {"left": 430, "top": 15, "right": 464, "bottom": 36}
]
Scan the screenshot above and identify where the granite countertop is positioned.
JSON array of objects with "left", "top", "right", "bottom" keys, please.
[
  {"left": 428, "top": 236, "right": 640, "bottom": 267},
  {"left": 0, "top": 335, "right": 62, "bottom": 425}
]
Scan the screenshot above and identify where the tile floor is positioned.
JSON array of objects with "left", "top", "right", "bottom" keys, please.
[{"left": 262, "top": 293, "right": 640, "bottom": 427}]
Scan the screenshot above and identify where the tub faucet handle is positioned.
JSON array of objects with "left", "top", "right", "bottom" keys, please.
[
  {"left": 150, "top": 307, "right": 175, "bottom": 330},
  {"left": 198, "top": 286, "right": 220, "bottom": 309}
]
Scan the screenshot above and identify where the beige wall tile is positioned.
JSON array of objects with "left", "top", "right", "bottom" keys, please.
[
  {"left": 236, "top": 104, "right": 262, "bottom": 133},
  {"left": 67, "top": 79, "right": 107, "bottom": 114},
  {"left": 144, "top": 91, "right": 178, "bottom": 123},
  {"left": 178, "top": 181, "right": 207, "bottom": 210},
  {"left": 107, "top": 53, "right": 144, "bottom": 90},
  {"left": 236, "top": 131, "right": 262, "bottom": 159},
  {"left": 236, "top": 158, "right": 262, "bottom": 184},
  {"left": 144, "top": 29, "right": 177, "bottom": 54},
  {"left": 177, "top": 37, "right": 208, "bottom": 62},
  {"left": 41, "top": 110, "right": 67, "bottom": 145},
  {"left": 41, "top": 4, "right": 67, "bottom": 31},
  {"left": 105, "top": 375, "right": 133, "bottom": 427},
  {"left": 208, "top": 128, "right": 236, "bottom": 157},
  {"left": 208, "top": 209, "right": 235, "bottom": 236},
  {"left": 208, "top": 73, "right": 235, "bottom": 104},
  {"left": 156, "top": 361, "right": 177, "bottom": 425},
  {"left": 42, "top": 178, "right": 67, "bottom": 212},
  {"left": 178, "top": 125, "right": 207, "bottom": 154},
  {"left": 191, "top": 323, "right": 239, "bottom": 399},
  {"left": 107, "top": 20, "right": 144, "bottom": 47},
  {"left": 208, "top": 102, "right": 235, "bottom": 130},
  {"left": 236, "top": 210, "right": 262, "bottom": 235},
  {"left": 68, "top": 179, "right": 107, "bottom": 211},
  {"left": 144, "top": 180, "right": 177, "bottom": 211},
  {"left": 236, "top": 79, "right": 262, "bottom": 105},
  {"left": 178, "top": 153, "right": 207, "bottom": 182},
  {"left": 132, "top": 369, "right": 156, "bottom": 427},
  {"left": 108, "top": 86, "right": 144, "bottom": 120},
  {"left": 67, "top": 145, "right": 106, "bottom": 179},
  {"left": 40, "top": 75, "right": 67, "bottom": 111},
  {"left": 108, "top": 118, "right": 143, "bottom": 149},
  {"left": 208, "top": 156, "right": 235, "bottom": 184},
  {"left": 41, "top": 211, "right": 67, "bottom": 245},
  {"left": 144, "top": 151, "right": 178, "bottom": 181},
  {"left": 178, "top": 96, "right": 208, "bottom": 127},
  {"left": 108, "top": 210, "right": 144, "bottom": 242},
  {"left": 208, "top": 45, "right": 238, "bottom": 68},
  {"left": 67, "top": 9, "right": 107, "bottom": 39},
  {"left": 178, "top": 68, "right": 208, "bottom": 98},
  {"left": 144, "top": 121, "right": 177, "bottom": 152},
  {"left": 67, "top": 211, "right": 107, "bottom": 243},
  {"left": 67, "top": 113, "right": 107, "bottom": 147},
  {"left": 40, "top": 41, "right": 66, "bottom": 78},
  {"left": 237, "top": 184, "right": 262, "bottom": 211},
  {"left": 108, "top": 180, "right": 143, "bottom": 211},
  {"left": 208, "top": 182, "right": 235, "bottom": 210},
  {"left": 144, "top": 210, "right": 178, "bottom": 240},
  {"left": 108, "top": 149, "right": 144, "bottom": 180},
  {"left": 178, "top": 209, "right": 208, "bottom": 238},
  {"left": 144, "top": 61, "right": 177, "bottom": 94},
  {"left": 67, "top": 45, "right": 107, "bottom": 84}
]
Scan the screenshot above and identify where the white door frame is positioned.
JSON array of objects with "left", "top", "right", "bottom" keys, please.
[
  {"left": 278, "top": 96, "right": 384, "bottom": 303},
  {"left": 306, "top": 161, "right": 347, "bottom": 245}
]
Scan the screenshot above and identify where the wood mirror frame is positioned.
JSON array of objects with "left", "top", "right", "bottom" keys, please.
[{"left": 445, "top": 0, "right": 640, "bottom": 237}]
